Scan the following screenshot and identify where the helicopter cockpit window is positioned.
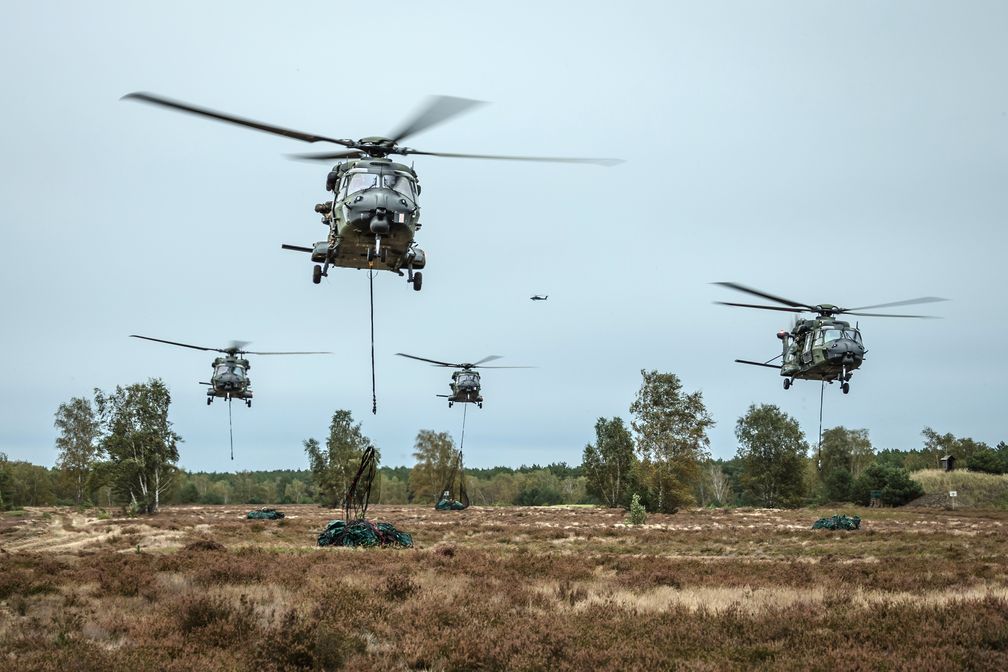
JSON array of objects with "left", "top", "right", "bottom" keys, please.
[
  {"left": 849, "top": 330, "right": 863, "bottom": 344},
  {"left": 344, "top": 173, "right": 378, "bottom": 196},
  {"left": 231, "top": 366, "right": 245, "bottom": 379},
  {"left": 823, "top": 329, "right": 844, "bottom": 343},
  {"left": 457, "top": 372, "right": 478, "bottom": 386},
  {"left": 382, "top": 174, "right": 415, "bottom": 198},
  {"left": 215, "top": 364, "right": 230, "bottom": 377}
]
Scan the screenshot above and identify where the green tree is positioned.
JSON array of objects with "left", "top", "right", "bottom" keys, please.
[
  {"left": 408, "top": 430, "right": 457, "bottom": 504},
  {"left": 304, "top": 410, "right": 373, "bottom": 508},
  {"left": 851, "top": 463, "right": 923, "bottom": 506},
  {"left": 630, "top": 370, "right": 713, "bottom": 512},
  {"left": 735, "top": 404, "right": 808, "bottom": 508},
  {"left": 582, "top": 417, "right": 636, "bottom": 508},
  {"left": 817, "top": 427, "right": 874, "bottom": 501},
  {"left": 921, "top": 427, "right": 989, "bottom": 469},
  {"left": 0, "top": 452, "right": 9, "bottom": 509},
  {"left": 95, "top": 379, "right": 181, "bottom": 514},
  {"left": 54, "top": 396, "right": 103, "bottom": 505}
]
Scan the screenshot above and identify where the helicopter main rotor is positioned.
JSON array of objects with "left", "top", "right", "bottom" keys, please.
[
  {"left": 395, "top": 353, "right": 534, "bottom": 370},
  {"left": 122, "top": 92, "right": 622, "bottom": 166},
  {"left": 130, "top": 335, "right": 330, "bottom": 356},
  {"left": 713, "top": 282, "right": 947, "bottom": 319}
]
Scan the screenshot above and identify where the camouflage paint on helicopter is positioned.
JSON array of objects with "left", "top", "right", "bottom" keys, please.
[
  {"left": 122, "top": 93, "right": 621, "bottom": 291},
  {"left": 395, "top": 353, "right": 533, "bottom": 408},
  {"left": 130, "top": 335, "right": 330, "bottom": 407},
  {"left": 715, "top": 283, "right": 946, "bottom": 394}
]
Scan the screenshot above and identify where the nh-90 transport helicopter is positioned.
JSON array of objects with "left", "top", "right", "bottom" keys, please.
[
  {"left": 122, "top": 93, "right": 620, "bottom": 291},
  {"left": 530, "top": 295, "right": 548, "bottom": 301},
  {"left": 395, "top": 353, "right": 532, "bottom": 408},
  {"left": 715, "top": 283, "right": 945, "bottom": 394},
  {"left": 130, "top": 335, "right": 329, "bottom": 406}
]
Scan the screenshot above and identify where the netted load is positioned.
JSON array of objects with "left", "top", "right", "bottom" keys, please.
[
  {"left": 317, "top": 519, "right": 414, "bottom": 548},
  {"left": 435, "top": 449, "right": 470, "bottom": 511},
  {"left": 811, "top": 514, "right": 861, "bottom": 530},
  {"left": 246, "top": 508, "right": 285, "bottom": 520}
]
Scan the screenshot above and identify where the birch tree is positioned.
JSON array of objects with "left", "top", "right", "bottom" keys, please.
[
  {"left": 54, "top": 396, "right": 102, "bottom": 505},
  {"left": 582, "top": 417, "right": 636, "bottom": 508}
]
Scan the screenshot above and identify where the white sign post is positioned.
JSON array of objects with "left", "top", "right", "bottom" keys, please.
[{"left": 949, "top": 490, "right": 957, "bottom": 509}]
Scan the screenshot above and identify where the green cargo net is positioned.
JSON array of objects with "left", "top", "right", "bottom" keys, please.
[
  {"left": 435, "top": 449, "right": 470, "bottom": 511},
  {"left": 317, "top": 519, "right": 413, "bottom": 548},
  {"left": 246, "top": 508, "right": 285, "bottom": 520},
  {"left": 811, "top": 514, "right": 861, "bottom": 530}
]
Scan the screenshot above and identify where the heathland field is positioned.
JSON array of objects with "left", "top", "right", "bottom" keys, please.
[{"left": 1, "top": 504, "right": 1007, "bottom": 671}]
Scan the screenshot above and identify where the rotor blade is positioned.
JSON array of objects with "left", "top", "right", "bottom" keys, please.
[
  {"left": 735, "top": 359, "right": 782, "bottom": 369},
  {"left": 130, "top": 334, "right": 218, "bottom": 352},
  {"left": 401, "top": 148, "right": 622, "bottom": 166},
  {"left": 842, "top": 297, "right": 948, "bottom": 312},
  {"left": 244, "top": 351, "right": 332, "bottom": 355},
  {"left": 396, "top": 352, "right": 457, "bottom": 367},
  {"left": 471, "top": 355, "right": 503, "bottom": 366},
  {"left": 227, "top": 340, "right": 251, "bottom": 353},
  {"left": 842, "top": 311, "right": 942, "bottom": 319},
  {"left": 122, "top": 92, "right": 354, "bottom": 146},
  {"left": 288, "top": 150, "right": 367, "bottom": 162},
  {"left": 714, "top": 301, "right": 805, "bottom": 313},
  {"left": 388, "top": 95, "right": 486, "bottom": 144},
  {"left": 473, "top": 365, "right": 536, "bottom": 369},
  {"left": 714, "top": 282, "right": 811, "bottom": 309}
]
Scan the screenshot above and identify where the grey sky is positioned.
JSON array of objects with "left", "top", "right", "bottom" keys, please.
[{"left": 2, "top": 1, "right": 1005, "bottom": 471}]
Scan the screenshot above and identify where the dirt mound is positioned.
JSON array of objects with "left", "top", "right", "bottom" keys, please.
[{"left": 184, "top": 539, "right": 226, "bottom": 552}]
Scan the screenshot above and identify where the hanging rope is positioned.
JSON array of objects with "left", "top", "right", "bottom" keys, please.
[
  {"left": 459, "top": 402, "right": 468, "bottom": 453},
  {"left": 817, "top": 380, "right": 825, "bottom": 469},
  {"left": 369, "top": 268, "right": 377, "bottom": 414},
  {"left": 228, "top": 397, "right": 234, "bottom": 461}
]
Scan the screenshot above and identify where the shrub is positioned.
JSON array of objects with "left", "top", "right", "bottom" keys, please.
[
  {"left": 628, "top": 493, "right": 647, "bottom": 525},
  {"left": 852, "top": 464, "right": 924, "bottom": 506}
]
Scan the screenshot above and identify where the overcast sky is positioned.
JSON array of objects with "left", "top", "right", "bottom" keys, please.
[{"left": 2, "top": 1, "right": 1005, "bottom": 471}]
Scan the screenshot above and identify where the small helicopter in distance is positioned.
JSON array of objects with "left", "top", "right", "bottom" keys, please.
[
  {"left": 530, "top": 295, "right": 549, "bottom": 301},
  {"left": 130, "top": 335, "right": 330, "bottom": 406},
  {"left": 395, "top": 353, "right": 532, "bottom": 408},
  {"left": 715, "top": 282, "right": 946, "bottom": 394},
  {"left": 122, "top": 93, "right": 621, "bottom": 291}
]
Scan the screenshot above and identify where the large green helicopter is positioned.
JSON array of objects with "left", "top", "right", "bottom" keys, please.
[
  {"left": 395, "top": 353, "right": 532, "bottom": 408},
  {"left": 122, "top": 93, "right": 620, "bottom": 291},
  {"left": 715, "top": 283, "right": 946, "bottom": 394},
  {"left": 130, "top": 335, "right": 329, "bottom": 406}
]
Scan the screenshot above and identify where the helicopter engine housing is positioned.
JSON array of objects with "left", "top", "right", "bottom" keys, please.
[{"left": 406, "top": 248, "right": 426, "bottom": 269}]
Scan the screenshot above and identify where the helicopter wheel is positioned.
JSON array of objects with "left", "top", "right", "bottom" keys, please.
[
  {"left": 841, "top": 382, "right": 850, "bottom": 394},
  {"left": 448, "top": 401, "right": 453, "bottom": 408},
  {"left": 478, "top": 402, "right": 483, "bottom": 409},
  {"left": 312, "top": 265, "right": 322, "bottom": 284},
  {"left": 246, "top": 399, "right": 252, "bottom": 408},
  {"left": 412, "top": 271, "right": 423, "bottom": 291},
  {"left": 783, "top": 379, "right": 791, "bottom": 390},
  {"left": 207, "top": 397, "right": 212, "bottom": 406}
]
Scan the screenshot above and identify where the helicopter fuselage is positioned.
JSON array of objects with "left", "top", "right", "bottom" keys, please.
[
  {"left": 780, "top": 318, "right": 865, "bottom": 385},
  {"left": 442, "top": 370, "right": 483, "bottom": 408},
  {"left": 205, "top": 355, "right": 253, "bottom": 404}
]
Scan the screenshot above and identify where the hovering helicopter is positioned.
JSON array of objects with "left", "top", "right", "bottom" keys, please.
[
  {"left": 122, "top": 92, "right": 621, "bottom": 291},
  {"left": 530, "top": 295, "right": 549, "bottom": 301},
  {"left": 130, "top": 335, "right": 330, "bottom": 406},
  {"left": 395, "top": 353, "right": 532, "bottom": 408},
  {"left": 715, "top": 283, "right": 946, "bottom": 394}
]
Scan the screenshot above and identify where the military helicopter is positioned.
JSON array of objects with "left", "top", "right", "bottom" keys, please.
[
  {"left": 130, "top": 335, "right": 330, "bottom": 406},
  {"left": 395, "top": 353, "right": 532, "bottom": 408},
  {"left": 122, "top": 92, "right": 621, "bottom": 291},
  {"left": 715, "top": 282, "right": 945, "bottom": 394},
  {"left": 530, "top": 295, "right": 549, "bottom": 301}
]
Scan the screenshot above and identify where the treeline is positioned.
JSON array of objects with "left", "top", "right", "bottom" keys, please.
[{"left": 2, "top": 371, "right": 1004, "bottom": 512}]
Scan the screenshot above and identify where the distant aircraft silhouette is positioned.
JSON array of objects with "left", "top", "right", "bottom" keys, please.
[{"left": 530, "top": 295, "right": 548, "bottom": 301}]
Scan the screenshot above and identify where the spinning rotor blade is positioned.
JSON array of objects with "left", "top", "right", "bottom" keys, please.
[
  {"left": 714, "top": 282, "right": 811, "bottom": 309},
  {"left": 244, "top": 350, "right": 332, "bottom": 355},
  {"left": 288, "top": 149, "right": 367, "bottom": 162},
  {"left": 842, "top": 297, "right": 947, "bottom": 312},
  {"left": 842, "top": 311, "right": 941, "bottom": 319},
  {"left": 388, "top": 95, "right": 486, "bottom": 144},
  {"left": 473, "top": 365, "right": 536, "bottom": 369},
  {"left": 396, "top": 352, "right": 458, "bottom": 367},
  {"left": 400, "top": 149, "right": 623, "bottom": 166},
  {"left": 130, "top": 334, "right": 219, "bottom": 353},
  {"left": 471, "top": 355, "right": 503, "bottom": 366},
  {"left": 226, "top": 340, "right": 251, "bottom": 354},
  {"left": 122, "top": 92, "right": 354, "bottom": 147},
  {"left": 714, "top": 301, "right": 805, "bottom": 313}
]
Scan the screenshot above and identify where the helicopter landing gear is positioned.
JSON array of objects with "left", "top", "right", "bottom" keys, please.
[
  {"left": 246, "top": 399, "right": 252, "bottom": 408},
  {"left": 412, "top": 271, "right": 423, "bottom": 291},
  {"left": 312, "top": 264, "right": 322, "bottom": 284},
  {"left": 207, "top": 397, "right": 212, "bottom": 406},
  {"left": 841, "top": 382, "right": 850, "bottom": 394},
  {"left": 783, "top": 378, "right": 792, "bottom": 390},
  {"left": 448, "top": 401, "right": 453, "bottom": 408},
  {"left": 368, "top": 236, "right": 387, "bottom": 264},
  {"left": 478, "top": 402, "right": 483, "bottom": 409}
]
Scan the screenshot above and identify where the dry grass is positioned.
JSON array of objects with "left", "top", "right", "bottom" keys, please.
[
  {"left": 1, "top": 504, "right": 1007, "bottom": 670},
  {"left": 912, "top": 469, "right": 1008, "bottom": 509}
]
